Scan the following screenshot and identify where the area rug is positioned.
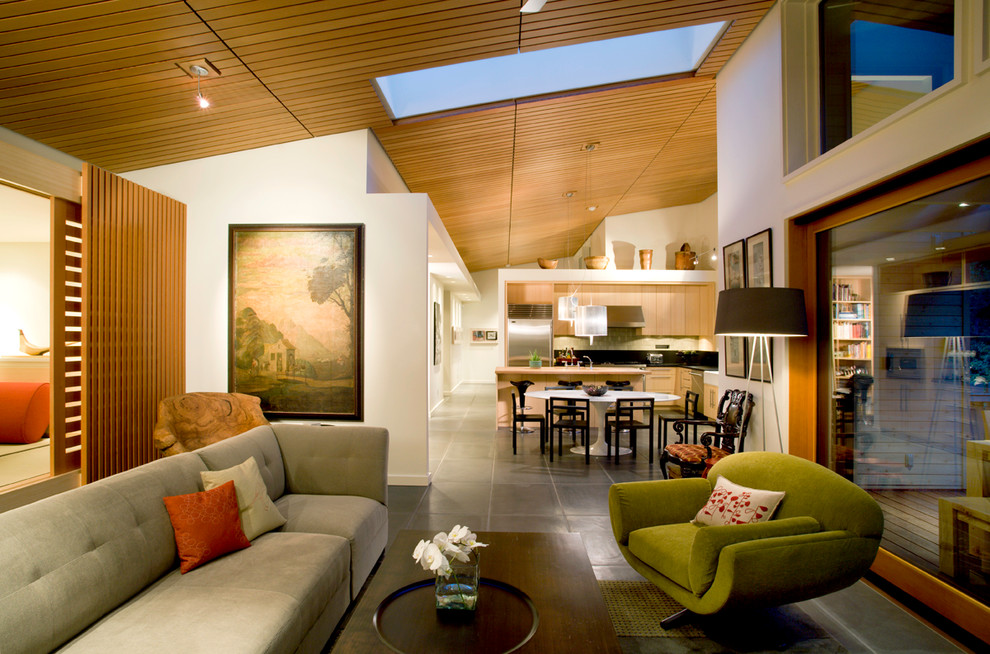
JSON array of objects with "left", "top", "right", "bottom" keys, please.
[{"left": 597, "top": 580, "right": 705, "bottom": 638}]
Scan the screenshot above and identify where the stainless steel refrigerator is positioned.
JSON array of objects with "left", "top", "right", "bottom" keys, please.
[{"left": 506, "top": 304, "right": 553, "bottom": 367}]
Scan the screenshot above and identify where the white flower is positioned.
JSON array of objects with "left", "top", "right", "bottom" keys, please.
[
  {"left": 412, "top": 525, "right": 487, "bottom": 577},
  {"left": 447, "top": 525, "right": 470, "bottom": 543}
]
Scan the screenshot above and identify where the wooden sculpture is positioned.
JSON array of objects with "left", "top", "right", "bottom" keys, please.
[{"left": 153, "top": 392, "right": 269, "bottom": 457}]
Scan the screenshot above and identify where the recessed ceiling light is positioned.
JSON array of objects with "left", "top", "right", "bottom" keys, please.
[
  {"left": 885, "top": 257, "right": 896, "bottom": 261},
  {"left": 934, "top": 246, "right": 946, "bottom": 251},
  {"left": 958, "top": 202, "right": 971, "bottom": 207},
  {"left": 587, "top": 205, "right": 598, "bottom": 212},
  {"left": 562, "top": 191, "right": 575, "bottom": 198}
]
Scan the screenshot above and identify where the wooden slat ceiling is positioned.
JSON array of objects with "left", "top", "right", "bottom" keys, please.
[{"left": 0, "top": 0, "right": 773, "bottom": 271}]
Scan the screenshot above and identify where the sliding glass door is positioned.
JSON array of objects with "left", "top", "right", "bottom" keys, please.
[{"left": 817, "top": 174, "right": 990, "bottom": 605}]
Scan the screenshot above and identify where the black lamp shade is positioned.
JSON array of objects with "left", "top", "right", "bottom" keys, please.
[{"left": 714, "top": 288, "right": 808, "bottom": 337}]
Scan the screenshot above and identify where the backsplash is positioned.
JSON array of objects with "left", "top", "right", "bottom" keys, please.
[{"left": 554, "top": 328, "right": 715, "bottom": 352}]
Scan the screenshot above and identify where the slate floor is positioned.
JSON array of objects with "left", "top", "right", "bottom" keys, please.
[{"left": 385, "top": 382, "right": 970, "bottom": 653}]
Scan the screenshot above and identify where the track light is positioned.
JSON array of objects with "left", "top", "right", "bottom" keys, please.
[{"left": 191, "top": 65, "right": 210, "bottom": 109}]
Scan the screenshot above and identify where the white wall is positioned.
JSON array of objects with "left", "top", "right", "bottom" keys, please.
[
  {"left": 587, "top": 195, "right": 718, "bottom": 270},
  {"left": 124, "top": 130, "right": 431, "bottom": 485},
  {"left": 0, "top": 243, "right": 50, "bottom": 356},
  {"left": 459, "top": 268, "right": 500, "bottom": 383},
  {"left": 717, "top": 2, "right": 990, "bottom": 452}
]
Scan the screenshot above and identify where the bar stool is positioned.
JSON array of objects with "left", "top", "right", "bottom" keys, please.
[
  {"left": 510, "top": 380, "right": 536, "bottom": 433},
  {"left": 511, "top": 392, "right": 546, "bottom": 455}
]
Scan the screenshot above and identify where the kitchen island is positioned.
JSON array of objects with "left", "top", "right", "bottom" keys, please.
[{"left": 495, "top": 366, "right": 646, "bottom": 428}]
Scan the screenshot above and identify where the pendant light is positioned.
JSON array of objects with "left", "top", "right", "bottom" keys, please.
[
  {"left": 557, "top": 191, "right": 578, "bottom": 321},
  {"left": 573, "top": 143, "right": 607, "bottom": 343},
  {"left": 575, "top": 305, "right": 607, "bottom": 344}
]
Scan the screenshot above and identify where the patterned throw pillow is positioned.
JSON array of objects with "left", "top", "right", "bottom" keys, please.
[
  {"left": 201, "top": 457, "right": 286, "bottom": 540},
  {"left": 693, "top": 475, "right": 785, "bottom": 526},
  {"left": 163, "top": 480, "right": 251, "bottom": 573}
]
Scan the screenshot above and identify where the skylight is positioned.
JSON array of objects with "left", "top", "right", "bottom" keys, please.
[{"left": 373, "top": 22, "right": 727, "bottom": 119}]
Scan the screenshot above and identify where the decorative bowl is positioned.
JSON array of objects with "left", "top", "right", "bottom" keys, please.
[
  {"left": 584, "top": 256, "right": 609, "bottom": 270},
  {"left": 583, "top": 385, "right": 608, "bottom": 396},
  {"left": 538, "top": 258, "right": 558, "bottom": 269}
]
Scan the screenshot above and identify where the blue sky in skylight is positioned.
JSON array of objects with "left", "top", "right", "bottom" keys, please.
[{"left": 374, "top": 22, "right": 727, "bottom": 119}]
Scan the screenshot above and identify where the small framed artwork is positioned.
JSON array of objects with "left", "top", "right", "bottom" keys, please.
[
  {"left": 452, "top": 327, "right": 464, "bottom": 345},
  {"left": 722, "top": 239, "right": 745, "bottom": 290},
  {"left": 485, "top": 330, "right": 498, "bottom": 342},
  {"left": 745, "top": 228, "right": 772, "bottom": 288},
  {"left": 433, "top": 302, "right": 441, "bottom": 366},
  {"left": 471, "top": 329, "right": 487, "bottom": 343},
  {"left": 725, "top": 336, "right": 747, "bottom": 379}
]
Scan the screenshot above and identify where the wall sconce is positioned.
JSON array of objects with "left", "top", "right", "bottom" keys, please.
[{"left": 693, "top": 248, "right": 718, "bottom": 266}]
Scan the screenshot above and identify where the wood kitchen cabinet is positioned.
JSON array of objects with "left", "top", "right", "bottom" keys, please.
[
  {"left": 506, "top": 282, "right": 553, "bottom": 304},
  {"left": 645, "top": 368, "right": 678, "bottom": 407},
  {"left": 548, "top": 281, "right": 715, "bottom": 337},
  {"left": 654, "top": 284, "right": 715, "bottom": 336},
  {"left": 705, "top": 383, "right": 719, "bottom": 419}
]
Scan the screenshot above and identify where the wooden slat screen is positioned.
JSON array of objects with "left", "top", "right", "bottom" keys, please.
[
  {"left": 50, "top": 197, "right": 83, "bottom": 475},
  {"left": 82, "top": 165, "right": 185, "bottom": 483}
]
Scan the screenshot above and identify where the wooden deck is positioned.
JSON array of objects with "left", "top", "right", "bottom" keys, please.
[{"left": 869, "top": 488, "right": 963, "bottom": 574}]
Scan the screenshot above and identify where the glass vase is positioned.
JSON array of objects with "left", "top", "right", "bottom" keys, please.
[{"left": 435, "top": 551, "right": 480, "bottom": 610}]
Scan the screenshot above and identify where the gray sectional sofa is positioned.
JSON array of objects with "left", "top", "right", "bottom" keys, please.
[{"left": 0, "top": 422, "right": 389, "bottom": 654}]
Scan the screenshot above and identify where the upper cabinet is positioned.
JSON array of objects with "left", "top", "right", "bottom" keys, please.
[
  {"left": 548, "top": 282, "right": 715, "bottom": 337},
  {"left": 506, "top": 282, "right": 553, "bottom": 305}
]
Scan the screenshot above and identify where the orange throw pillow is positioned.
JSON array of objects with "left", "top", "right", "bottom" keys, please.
[{"left": 163, "top": 480, "right": 251, "bottom": 573}]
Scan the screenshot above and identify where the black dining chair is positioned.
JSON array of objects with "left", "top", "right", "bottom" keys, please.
[
  {"left": 605, "top": 397, "right": 655, "bottom": 463},
  {"left": 511, "top": 391, "right": 545, "bottom": 455},
  {"left": 549, "top": 381, "right": 583, "bottom": 444},
  {"left": 548, "top": 397, "right": 590, "bottom": 463}
]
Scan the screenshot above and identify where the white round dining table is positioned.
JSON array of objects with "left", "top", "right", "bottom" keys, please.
[{"left": 526, "top": 389, "right": 679, "bottom": 457}]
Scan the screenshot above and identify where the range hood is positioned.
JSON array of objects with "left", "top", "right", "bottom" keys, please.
[{"left": 606, "top": 305, "right": 646, "bottom": 328}]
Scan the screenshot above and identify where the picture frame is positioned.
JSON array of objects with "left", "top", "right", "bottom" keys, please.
[
  {"left": 722, "top": 239, "right": 745, "bottom": 290},
  {"left": 725, "top": 336, "right": 748, "bottom": 379},
  {"left": 433, "top": 302, "right": 442, "bottom": 366},
  {"left": 471, "top": 329, "right": 487, "bottom": 343},
  {"left": 745, "top": 228, "right": 773, "bottom": 380},
  {"left": 228, "top": 224, "right": 364, "bottom": 420},
  {"left": 745, "top": 228, "right": 772, "bottom": 288},
  {"left": 485, "top": 330, "right": 498, "bottom": 342}
]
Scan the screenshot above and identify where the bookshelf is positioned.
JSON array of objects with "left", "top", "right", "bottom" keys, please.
[{"left": 832, "top": 276, "right": 873, "bottom": 378}]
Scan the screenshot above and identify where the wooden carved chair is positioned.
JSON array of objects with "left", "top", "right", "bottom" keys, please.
[{"left": 659, "top": 389, "right": 754, "bottom": 479}]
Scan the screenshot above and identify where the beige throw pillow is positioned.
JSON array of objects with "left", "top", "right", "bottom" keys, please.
[
  {"left": 201, "top": 457, "right": 286, "bottom": 540},
  {"left": 693, "top": 475, "right": 785, "bottom": 526}
]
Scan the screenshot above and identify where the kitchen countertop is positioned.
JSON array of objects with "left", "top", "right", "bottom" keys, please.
[{"left": 496, "top": 366, "right": 646, "bottom": 375}]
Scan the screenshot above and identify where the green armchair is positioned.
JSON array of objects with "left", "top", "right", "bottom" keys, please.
[{"left": 609, "top": 451, "right": 884, "bottom": 627}]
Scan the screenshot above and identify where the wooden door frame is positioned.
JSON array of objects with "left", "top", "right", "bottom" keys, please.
[{"left": 786, "top": 136, "right": 990, "bottom": 642}]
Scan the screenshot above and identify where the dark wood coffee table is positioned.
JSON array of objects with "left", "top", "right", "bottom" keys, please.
[{"left": 331, "top": 530, "right": 621, "bottom": 653}]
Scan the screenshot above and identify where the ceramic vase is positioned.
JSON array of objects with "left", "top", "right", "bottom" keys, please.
[{"left": 638, "top": 249, "right": 653, "bottom": 270}]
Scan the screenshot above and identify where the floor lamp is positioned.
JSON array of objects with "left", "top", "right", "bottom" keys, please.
[{"left": 714, "top": 288, "right": 808, "bottom": 452}]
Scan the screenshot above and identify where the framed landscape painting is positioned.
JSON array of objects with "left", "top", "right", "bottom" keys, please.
[{"left": 229, "top": 224, "right": 364, "bottom": 420}]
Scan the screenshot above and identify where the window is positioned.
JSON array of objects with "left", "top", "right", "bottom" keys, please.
[
  {"left": 373, "top": 22, "right": 726, "bottom": 119},
  {"left": 819, "top": 0, "right": 955, "bottom": 153}
]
